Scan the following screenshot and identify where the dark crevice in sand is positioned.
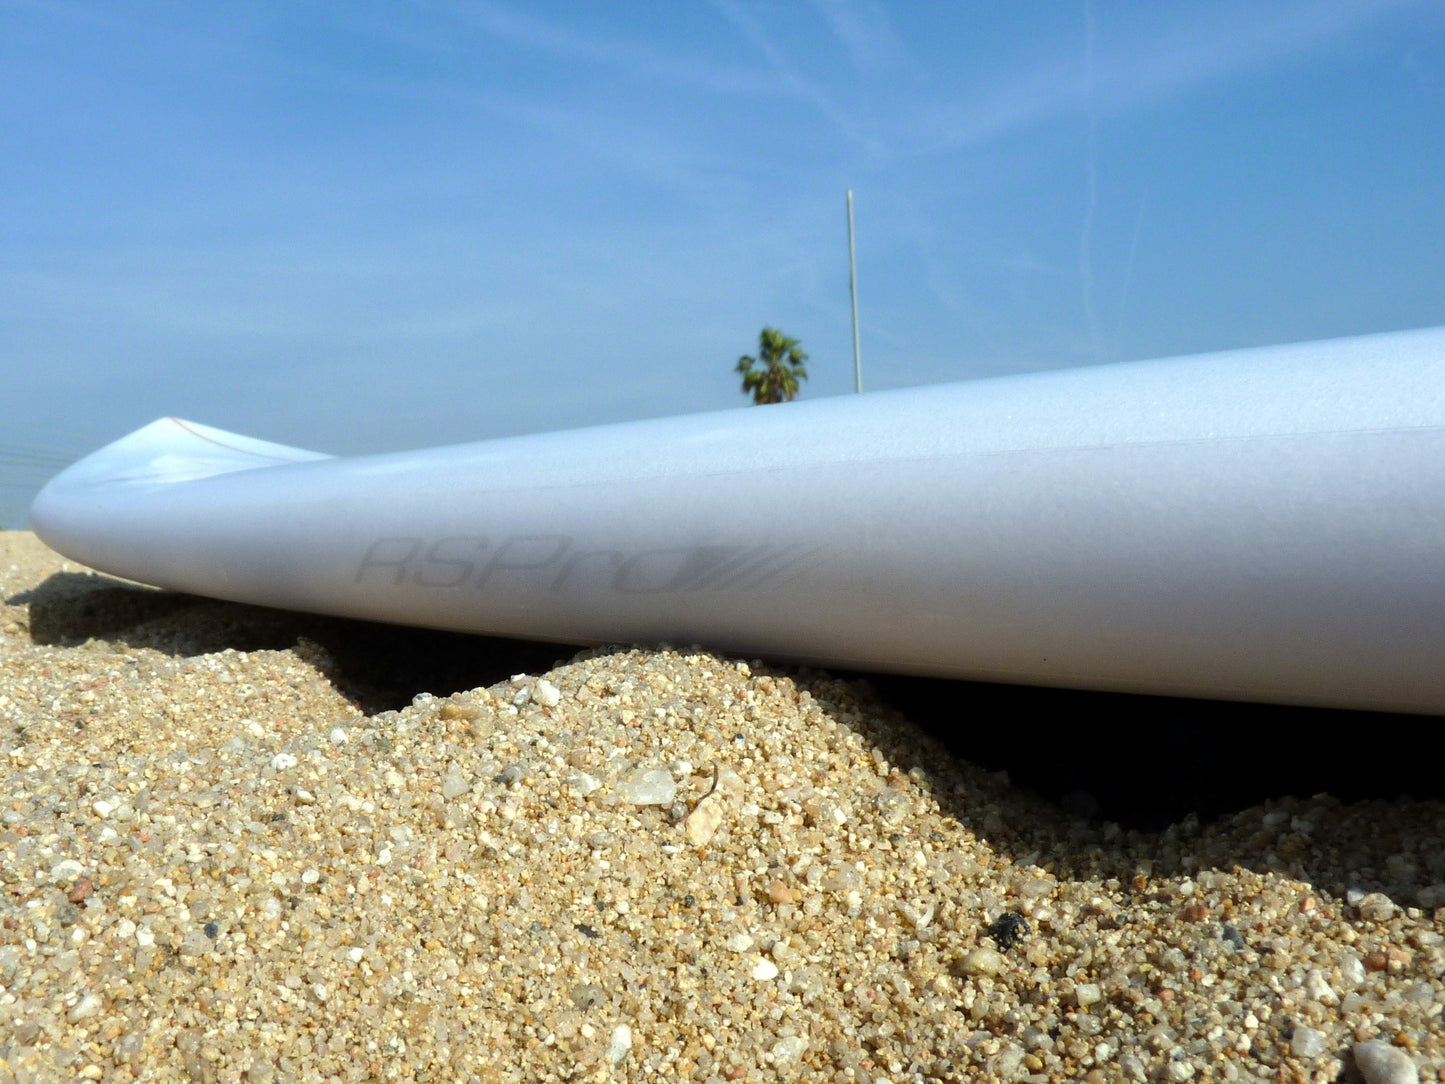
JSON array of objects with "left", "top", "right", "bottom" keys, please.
[{"left": 864, "top": 672, "right": 1445, "bottom": 827}]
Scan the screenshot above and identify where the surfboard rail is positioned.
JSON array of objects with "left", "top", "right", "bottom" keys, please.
[{"left": 30, "top": 326, "right": 1445, "bottom": 714}]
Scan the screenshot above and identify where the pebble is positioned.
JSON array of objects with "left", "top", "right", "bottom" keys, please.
[
  {"left": 1353, "top": 1040, "right": 1420, "bottom": 1084},
  {"left": 570, "top": 983, "right": 606, "bottom": 1011},
  {"left": 532, "top": 678, "right": 562, "bottom": 706},
  {"left": 751, "top": 957, "right": 780, "bottom": 981},
  {"left": 962, "top": 946, "right": 1004, "bottom": 975},
  {"left": 770, "top": 1035, "right": 807, "bottom": 1062},
  {"left": 617, "top": 766, "right": 676, "bottom": 806},
  {"left": 607, "top": 1025, "right": 633, "bottom": 1065},
  {"left": 1290, "top": 1025, "right": 1328, "bottom": 1058},
  {"left": 1356, "top": 892, "right": 1398, "bottom": 923}
]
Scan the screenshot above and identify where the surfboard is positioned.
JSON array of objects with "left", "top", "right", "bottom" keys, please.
[{"left": 29, "top": 326, "right": 1445, "bottom": 714}]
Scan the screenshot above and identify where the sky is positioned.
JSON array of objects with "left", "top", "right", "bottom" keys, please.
[{"left": 4, "top": 0, "right": 1444, "bottom": 526}]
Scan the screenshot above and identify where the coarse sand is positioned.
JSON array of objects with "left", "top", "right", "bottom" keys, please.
[{"left": 0, "top": 530, "right": 1441, "bottom": 1083}]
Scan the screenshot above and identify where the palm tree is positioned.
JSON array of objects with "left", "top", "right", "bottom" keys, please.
[{"left": 736, "top": 327, "right": 809, "bottom": 405}]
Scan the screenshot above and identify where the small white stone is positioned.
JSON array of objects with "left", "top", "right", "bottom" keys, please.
[
  {"left": 724, "top": 933, "right": 754, "bottom": 953},
  {"left": 49, "top": 859, "right": 84, "bottom": 883},
  {"left": 91, "top": 800, "right": 114, "bottom": 818},
  {"left": 617, "top": 768, "right": 676, "bottom": 806},
  {"left": 1120, "top": 1053, "right": 1148, "bottom": 1082},
  {"left": 1356, "top": 893, "right": 1397, "bottom": 923},
  {"left": 135, "top": 926, "right": 155, "bottom": 948},
  {"left": 1291, "top": 1025, "right": 1328, "bottom": 1059},
  {"left": 441, "top": 771, "right": 470, "bottom": 800},
  {"left": 532, "top": 679, "right": 561, "bottom": 707},
  {"left": 751, "top": 957, "right": 779, "bottom": 981},
  {"left": 1340, "top": 953, "right": 1367, "bottom": 987},
  {"left": 270, "top": 753, "right": 298, "bottom": 770},
  {"left": 328, "top": 727, "right": 349, "bottom": 744},
  {"left": 301, "top": 869, "right": 320, "bottom": 885},
  {"left": 1305, "top": 969, "right": 1338, "bottom": 1005},
  {"left": 770, "top": 1036, "right": 807, "bottom": 1063},
  {"left": 1354, "top": 1040, "right": 1419, "bottom": 1084},
  {"left": 1075, "top": 982, "right": 1102, "bottom": 1007},
  {"left": 988, "top": 1044, "right": 1025, "bottom": 1077},
  {"left": 566, "top": 772, "right": 600, "bottom": 797},
  {"left": 67, "top": 993, "right": 103, "bottom": 1022},
  {"left": 962, "top": 947, "right": 1003, "bottom": 976},
  {"left": 312, "top": 983, "right": 329, "bottom": 1002},
  {"left": 607, "top": 1025, "right": 632, "bottom": 1065}
]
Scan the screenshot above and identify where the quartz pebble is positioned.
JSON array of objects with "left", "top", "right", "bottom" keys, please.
[
  {"left": 617, "top": 766, "right": 676, "bottom": 806},
  {"left": 2, "top": 530, "right": 1444, "bottom": 1084},
  {"left": 963, "top": 946, "right": 1004, "bottom": 975},
  {"left": 770, "top": 1035, "right": 807, "bottom": 1062},
  {"left": 606, "top": 1024, "right": 633, "bottom": 1065},
  {"left": 1290, "top": 1024, "right": 1328, "bottom": 1058},
  {"left": 1353, "top": 1040, "right": 1420, "bottom": 1084}
]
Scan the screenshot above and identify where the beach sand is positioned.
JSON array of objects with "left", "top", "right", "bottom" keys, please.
[{"left": 0, "top": 530, "right": 1441, "bottom": 1082}]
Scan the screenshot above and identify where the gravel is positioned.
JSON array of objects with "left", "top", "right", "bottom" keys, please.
[{"left": 1, "top": 530, "right": 1442, "bottom": 1082}]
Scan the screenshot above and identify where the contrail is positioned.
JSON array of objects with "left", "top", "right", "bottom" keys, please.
[
  {"left": 1114, "top": 190, "right": 1149, "bottom": 358},
  {"left": 1079, "top": 0, "right": 1102, "bottom": 362}
]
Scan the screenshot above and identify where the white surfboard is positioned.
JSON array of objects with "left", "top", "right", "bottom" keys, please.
[{"left": 29, "top": 326, "right": 1445, "bottom": 714}]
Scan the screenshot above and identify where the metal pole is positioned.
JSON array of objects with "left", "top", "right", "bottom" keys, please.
[{"left": 847, "top": 190, "right": 863, "bottom": 393}]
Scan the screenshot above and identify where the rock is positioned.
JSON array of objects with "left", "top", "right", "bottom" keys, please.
[
  {"left": 607, "top": 1025, "right": 632, "bottom": 1065},
  {"left": 67, "top": 993, "right": 103, "bottom": 1023},
  {"left": 682, "top": 766, "right": 742, "bottom": 846},
  {"left": 1354, "top": 1040, "right": 1419, "bottom": 1084},
  {"left": 1290, "top": 1025, "right": 1327, "bottom": 1058},
  {"left": 751, "top": 957, "right": 779, "bottom": 981},
  {"left": 1356, "top": 893, "right": 1398, "bottom": 923},
  {"left": 49, "top": 859, "right": 84, "bottom": 883},
  {"left": 617, "top": 767, "right": 675, "bottom": 806},
  {"left": 566, "top": 771, "right": 600, "bottom": 797},
  {"left": 1075, "top": 982, "right": 1102, "bottom": 1008},
  {"left": 962, "top": 947, "right": 1003, "bottom": 976},
  {"left": 569, "top": 983, "right": 606, "bottom": 1011},
  {"left": 1304, "top": 969, "right": 1337, "bottom": 1005},
  {"left": 770, "top": 1036, "right": 807, "bottom": 1063},
  {"left": 532, "top": 679, "right": 561, "bottom": 707}
]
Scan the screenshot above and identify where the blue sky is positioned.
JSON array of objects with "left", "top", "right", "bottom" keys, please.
[{"left": 4, "top": 0, "right": 1444, "bottom": 525}]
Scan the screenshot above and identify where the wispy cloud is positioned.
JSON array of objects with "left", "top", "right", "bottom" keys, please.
[
  {"left": 804, "top": 0, "right": 907, "bottom": 74},
  {"left": 443, "top": 1, "right": 785, "bottom": 99},
  {"left": 916, "top": 0, "right": 1428, "bottom": 155},
  {"left": 706, "top": 0, "right": 885, "bottom": 154}
]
